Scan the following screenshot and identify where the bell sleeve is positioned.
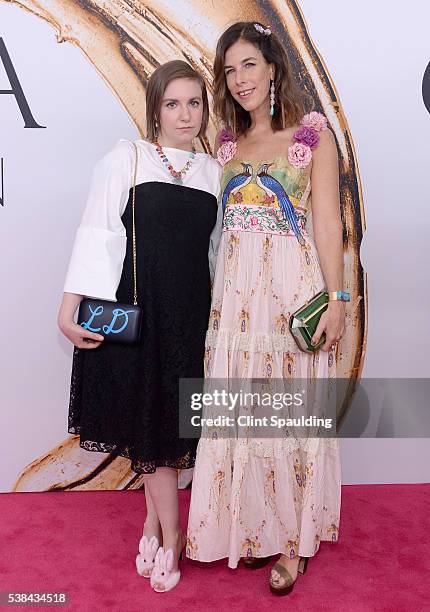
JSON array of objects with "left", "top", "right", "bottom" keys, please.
[{"left": 63, "top": 140, "right": 134, "bottom": 301}]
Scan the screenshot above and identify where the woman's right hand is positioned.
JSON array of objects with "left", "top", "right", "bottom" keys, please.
[
  {"left": 58, "top": 292, "right": 104, "bottom": 349},
  {"left": 59, "top": 319, "right": 104, "bottom": 349}
]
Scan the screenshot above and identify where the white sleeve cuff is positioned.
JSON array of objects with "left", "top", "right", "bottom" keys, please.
[{"left": 63, "top": 226, "right": 127, "bottom": 301}]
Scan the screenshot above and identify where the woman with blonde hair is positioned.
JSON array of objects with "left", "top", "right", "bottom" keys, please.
[
  {"left": 187, "top": 22, "right": 346, "bottom": 595},
  {"left": 58, "top": 60, "right": 222, "bottom": 593}
]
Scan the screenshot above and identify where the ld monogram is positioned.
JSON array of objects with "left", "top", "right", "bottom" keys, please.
[{"left": 80, "top": 304, "right": 135, "bottom": 335}]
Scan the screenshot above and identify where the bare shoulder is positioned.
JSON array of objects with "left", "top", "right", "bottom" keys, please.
[
  {"left": 313, "top": 128, "right": 338, "bottom": 162},
  {"left": 315, "top": 127, "right": 336, "bottom": 149},
  {"left": 318, "top": 128, "right": 336, "bottom": 147}
]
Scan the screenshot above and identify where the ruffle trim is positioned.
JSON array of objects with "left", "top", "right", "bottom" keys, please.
[
  {"left": 196, "top": 437, "right": 339, "bottom": 461},
  {"left": 206, "top": 329, "right": 298, "bottom": 354}
]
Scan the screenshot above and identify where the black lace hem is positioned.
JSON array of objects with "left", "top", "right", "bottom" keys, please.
[{"left": 68, "top": 427, "right": 196, "bottom": 474}]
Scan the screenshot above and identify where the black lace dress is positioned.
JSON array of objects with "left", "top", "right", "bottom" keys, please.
[{"left": 66, "top": 141, "right": 220, "bottom": 474}]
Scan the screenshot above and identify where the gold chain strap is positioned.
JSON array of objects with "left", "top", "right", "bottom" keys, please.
[{"left": 131, "top": 141, "right": 139, "bottom": 306}]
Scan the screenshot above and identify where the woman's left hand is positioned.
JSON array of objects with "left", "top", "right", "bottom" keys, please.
[{"left": 311, "top": 301, "right": 346, "bottom": 352}]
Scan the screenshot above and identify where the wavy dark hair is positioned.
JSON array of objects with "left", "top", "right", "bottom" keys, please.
[
  {"left": 213, "top": 22, "right": 311, "bottom": 135},
  {"left": 146, "top": 60, "right": 209, "bottom": 142}
]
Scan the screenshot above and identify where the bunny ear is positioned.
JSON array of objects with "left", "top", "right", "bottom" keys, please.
[
  {"left": 155, "top": 546, "right": 165, "bottom": 565},
  {"left": 149, "top": 536, "right": 159, "bottom": 553},
  {"left": 138, "top": 535, "right": 149, "bottom": 555},
  {"left": 164, "top": 548, "right": 174, "bottom": 571}
]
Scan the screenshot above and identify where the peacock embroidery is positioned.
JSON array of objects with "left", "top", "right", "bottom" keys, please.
[{"left": 221, "top": 162, "right": 306, "bottom": 245}]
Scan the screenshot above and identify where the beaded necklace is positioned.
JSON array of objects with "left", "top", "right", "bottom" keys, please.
[{"left": 154, "top": 141, "right": 196, "bottom": 185}]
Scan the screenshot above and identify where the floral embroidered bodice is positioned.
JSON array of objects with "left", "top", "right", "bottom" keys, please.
[
  {"left": 220, "top": 157, "right": 312, "bottom": 243},
  {"left": 217, "top": 111, "right": 328, "bottom": 244},
  {"left": 222, "top": 157, "right": 311, "bottom": 208}
]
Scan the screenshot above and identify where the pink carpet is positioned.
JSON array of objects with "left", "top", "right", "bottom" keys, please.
[{"left": 1, "top": 484, "right": 429, "bottom": 611}]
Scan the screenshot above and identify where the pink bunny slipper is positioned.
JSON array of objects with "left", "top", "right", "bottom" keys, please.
[
  {"left": 136, "top": 535, "right": 160, "bottom": 578},
  {"left": 150, "top": 546, "right": 182, "bottom": 593}
]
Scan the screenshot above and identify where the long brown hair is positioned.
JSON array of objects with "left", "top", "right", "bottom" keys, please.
[
  {"left": 146, "top": 60, "right": 209, "bottom": 142},
  {"left": 213, "top": 22, "right": 311, "bottom": 135}
]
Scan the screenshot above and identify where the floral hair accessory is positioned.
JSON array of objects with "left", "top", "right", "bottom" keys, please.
[
  {"left": 300, "top": 111, "right": 328, "bottom": 132},
  {"left": 217, "top": 128, "right": 237, "bottom": 166},
  {"left": 254, "top": 23, "right": 272, "bottom": 36}
]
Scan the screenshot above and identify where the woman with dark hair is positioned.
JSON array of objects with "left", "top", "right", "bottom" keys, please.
[
  {"left": 58, "top": 60, "right": 222, "bottom": 593},
  {"left": 187, "top": 22, "right": 346, "bottom": 595}
]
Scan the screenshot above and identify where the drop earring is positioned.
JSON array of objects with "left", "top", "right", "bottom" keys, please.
[{"left": 269, "top": 79, "right": 275, "bottom": 117}]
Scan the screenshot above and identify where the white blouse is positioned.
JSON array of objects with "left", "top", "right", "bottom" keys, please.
[{"left": 64, "top": 139, "right": 223, "bottom": 301}]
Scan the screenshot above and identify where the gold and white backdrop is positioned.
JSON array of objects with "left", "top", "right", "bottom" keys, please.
[{"left": 0, "top": 1, "right": 428, "bottom": 492}]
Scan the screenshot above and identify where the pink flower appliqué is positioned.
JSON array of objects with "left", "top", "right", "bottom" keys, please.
[
  {"left": 293, "top": 125, "right": 320, "bottom": 149},
  {"left": 288, "top": 142, "right": 312, "bottom": 169},
  {"left": 300, "top": 111, "right": 328, "bottom": 132},
  {"left": 218, "top": 128, "right": 236, "bottom": 145},
  {"left": 250, "top": 215, "right": 259, "bottom": 228},
  {"left": 217, "top": 140, "right": 237, "bottom": 166}
]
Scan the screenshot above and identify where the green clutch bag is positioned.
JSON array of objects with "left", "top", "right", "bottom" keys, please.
[{"left": 289, "top": 290, "right": 329, "bottom": 353}]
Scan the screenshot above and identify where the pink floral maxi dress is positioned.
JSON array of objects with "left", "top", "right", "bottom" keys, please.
[{"left": 186, "top": 118, "right": 341, "bottom": 568}]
